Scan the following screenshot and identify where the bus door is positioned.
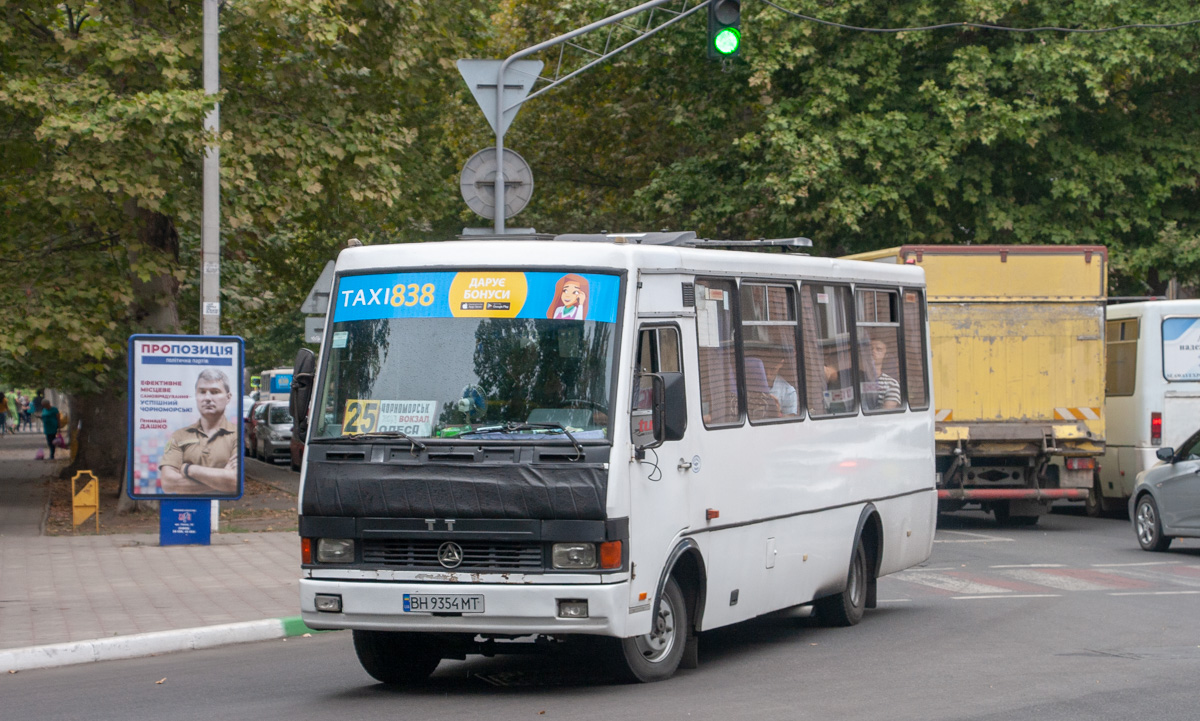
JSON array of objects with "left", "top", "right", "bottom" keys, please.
[{"left": 629, "top": 324, "right": 699, "bottom": 612}]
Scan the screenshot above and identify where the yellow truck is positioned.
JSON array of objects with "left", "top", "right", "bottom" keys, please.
[{"left": 844, "top": 245, "right": 1106, "bottom": 525}]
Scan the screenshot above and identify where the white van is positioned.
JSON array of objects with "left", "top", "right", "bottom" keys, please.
[{"left": 1095, "top": 300, "right": 1200, "bottom": 515}]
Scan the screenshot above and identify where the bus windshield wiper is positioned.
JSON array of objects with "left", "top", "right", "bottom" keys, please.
[
  {"left": 503, "top": 422, "right": 582, "bottom": 461},
  {"left": 315, "top": 431, "right": 427, "bottom": 452}
]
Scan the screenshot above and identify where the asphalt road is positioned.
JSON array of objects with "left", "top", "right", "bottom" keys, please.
[{"left": 7, "top": 508, "right": 1200, "bottom": 721}]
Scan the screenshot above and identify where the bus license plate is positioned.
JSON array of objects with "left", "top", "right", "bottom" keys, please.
[{"left": 403, "top": 594, "right": 485, "bottom": 614}]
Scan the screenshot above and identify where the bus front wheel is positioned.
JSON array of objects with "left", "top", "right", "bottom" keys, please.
[
  {"left": 815, "top": 535, "right": 867, "bottom": 627},
  {"left": 352, "top": 630, "right": 440, "bottom": 686},
  {"left": 610, "top": 576, "right": 688, "bottom": 683}
]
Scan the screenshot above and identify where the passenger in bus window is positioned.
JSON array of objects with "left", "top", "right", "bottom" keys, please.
[
  {"left": 766, "top": 355, "right": 798, "bottom": 416},
  {"left": 869, "top": 338, "right": 901, "bottom": 410}
]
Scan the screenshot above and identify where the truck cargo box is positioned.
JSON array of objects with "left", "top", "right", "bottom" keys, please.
[{"left": 845, "top": 245, "right": 1107, "bottom": 523}]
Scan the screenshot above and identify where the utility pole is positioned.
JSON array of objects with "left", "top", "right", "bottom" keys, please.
[
  {"left": 200, "top": 0, "right": 221, "bottom": 335},
  {"left": 469, "top": 0, "right": 706, "bottom": 234},
  {"left": 201, "top": 0, "right": 221, "bottom": 532}
]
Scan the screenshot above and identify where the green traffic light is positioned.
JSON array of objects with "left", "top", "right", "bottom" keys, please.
[{"left": 713, "top": 27, "right": 740, "bottom": 56}]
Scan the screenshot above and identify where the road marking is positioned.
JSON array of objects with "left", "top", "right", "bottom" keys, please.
[
  {"left": 1108, "top": 590, "right": 1200, "bottom": 596},
  {"left": 952, "top": 594, "right": 1060, "bottom": 600},
  {"left": 934, "top": 530, "right": 1014, "bottom": 544},
  {"left": 877, "top": 599, "right": 912, "bottom": 603},
  {"left": 998, "top": 568, "right": 1112, "bottom": 591},
  {"left": 990, "top": 564, "right": 1065, "bottom": 569},
  {"left": 895, "top": 571, "right": 1014, "bottom": 595},
  {"left": 1091, "top": 561, "right": 1176, "bottom": 568}
]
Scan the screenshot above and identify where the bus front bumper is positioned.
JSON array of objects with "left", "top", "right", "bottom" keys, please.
[{"left": 300, "top": 578, "right": 634, "bottom": 637}]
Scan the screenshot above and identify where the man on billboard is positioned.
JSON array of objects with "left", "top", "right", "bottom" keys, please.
[{"left": 159, "top": 369, "right": 239, "bottom": 494}]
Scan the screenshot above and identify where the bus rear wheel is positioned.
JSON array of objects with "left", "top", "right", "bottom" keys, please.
[
  {"left": 815, "top": 535, "right": 867, "bottom": 627},
  {"left": 609, "top": 576, "right": 688, "bottom": 683},
  {"left": 352, "top": 630, "right": 441, "bottom": 686}
]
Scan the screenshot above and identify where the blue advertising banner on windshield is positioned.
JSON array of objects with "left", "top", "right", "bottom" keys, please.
[
  {"left": 332, "top": 271, "right": 621, "bottom": 324},
  {"left": 1163, "top": 317, "right": 1200, "bottom": 381},
  {"left": 126, "top": 335, "right": 245, "bottom": 501}
]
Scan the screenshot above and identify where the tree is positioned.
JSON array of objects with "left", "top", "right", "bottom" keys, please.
[
  {"left": 492, "top": 0, "right": 1200, "bottom": 291},
  {"left": 0, "top": 0, "right": 488, "bottom": 482}
]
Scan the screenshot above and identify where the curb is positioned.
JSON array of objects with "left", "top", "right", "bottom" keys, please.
[{"left": 0, "top": 616, "right": 329, "bottom": 673}]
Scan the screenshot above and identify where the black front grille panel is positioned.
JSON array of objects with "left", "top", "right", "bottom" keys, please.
[{"left": 362, "top": 540, "right": 544, "bottom": 571}]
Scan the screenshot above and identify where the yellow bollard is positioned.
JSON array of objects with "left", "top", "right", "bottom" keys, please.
[{"left": 71, "top": 470, "right": 100, "bottom": 533}]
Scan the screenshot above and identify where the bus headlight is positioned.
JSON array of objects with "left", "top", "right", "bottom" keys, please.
[
  {"left": 551, "top": 543, "right": 597, "bottom": 569},
  {"left": 317, "top": 538, "right": 355, "bottom": 563}
]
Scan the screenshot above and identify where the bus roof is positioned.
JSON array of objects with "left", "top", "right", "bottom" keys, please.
[{"left": 334, "top": 238, "right": 926, "bottom": 287}]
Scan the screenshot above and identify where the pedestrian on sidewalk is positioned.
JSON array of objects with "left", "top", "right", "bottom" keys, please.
[
  {"left": 0, "top": 391, "right": 9, "bottom": 436},
  {"left": 32, "top": 390, "right": 45, "bottom": 432},
  {"left": 40, "top": 398, "right": 60, "bottom": 459},
  {"left": 17, "top": 392, "right": 32, "bottom": 431}
]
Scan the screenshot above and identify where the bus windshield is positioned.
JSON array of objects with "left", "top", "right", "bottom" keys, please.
[{"left": 313, "top": 270, "right": 622, "bottom": 441}]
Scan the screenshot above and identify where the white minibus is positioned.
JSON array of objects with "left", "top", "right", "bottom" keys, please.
[
  {"left": 1095, "top": 300, "right": 1200, "bottom": 514},
  {"left": 294, "top": 232, "right": 937, "bottom": 684}
]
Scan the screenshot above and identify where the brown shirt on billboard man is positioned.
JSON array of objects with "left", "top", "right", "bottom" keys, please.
[{"left": 160, "top": 369, "right": 239, "bottom": 494}]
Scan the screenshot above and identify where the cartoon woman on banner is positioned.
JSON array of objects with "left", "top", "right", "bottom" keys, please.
[{"left": 547, "top": 273, "right": 589, "bottom": 320}]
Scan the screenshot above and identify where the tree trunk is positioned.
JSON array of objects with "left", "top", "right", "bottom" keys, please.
[
  {"left": 113, "top": 202, "right": 182, "bottom": 514},
  {"left": 64, "top": 390, "right": 128, "bottom": 478}
]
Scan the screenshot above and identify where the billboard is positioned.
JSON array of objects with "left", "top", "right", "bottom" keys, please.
[{"left": 127, "top": 335, "right": 245, "bottom": 500}]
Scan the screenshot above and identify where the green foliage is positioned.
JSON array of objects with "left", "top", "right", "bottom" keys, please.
[
  {"left": 497, "top": 0, "right": 1200, "bottom": 288},
  {"left": 0, "top": 0, "right": 490, "bottom": 395}
]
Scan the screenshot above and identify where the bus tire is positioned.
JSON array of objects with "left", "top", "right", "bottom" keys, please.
[
  {"left": 352, "top": 630, "right": 440, "bottom": 686},
  {"left": 815, "top": 534, "right": 868, "bottom": 627},
  {"left": 610, "top": 576, "right": 687, "bottom": 683}
]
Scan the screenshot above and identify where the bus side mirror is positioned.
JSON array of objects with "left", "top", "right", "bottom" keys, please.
[
  {"left": 1156, "top": 447, "right": 1175, "bottom": 462},
  {"left": 631, "top": 372, "right": 687, "bottom": 453},
  {"left": 290, "top": 348, "right": 316, "bottom": 439},
  {"left": 659, "top": 371, "right": 687, "bottom": 442}
]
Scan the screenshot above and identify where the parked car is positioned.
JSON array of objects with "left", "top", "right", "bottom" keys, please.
[
  {"left": 1130, "top": 425, "right": 1200, "bottom": 551},
  {"left": 255, "top": 402, "right": 294, "bottom": 464},
  {"left": 244, "top": 401, "right": 267, "bottom": 456}
]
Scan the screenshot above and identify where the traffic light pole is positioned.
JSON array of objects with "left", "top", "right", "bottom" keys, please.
[{"left": 492, "top": 0, "right": 709, "bottom": 233}]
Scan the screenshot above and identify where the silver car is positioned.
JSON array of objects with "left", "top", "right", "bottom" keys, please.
[
  {"left": 1130, "top": 426, "right": 1200, "bottom": 551},
  {"left": 255, "top": 402, "right": 294, "bottom": 464}
]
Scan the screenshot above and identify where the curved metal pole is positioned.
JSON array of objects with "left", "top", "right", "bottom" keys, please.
[{"left": 494, "top": 0, "right": 682, "bottom": 233}]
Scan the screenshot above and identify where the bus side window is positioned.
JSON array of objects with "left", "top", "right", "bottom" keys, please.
[
  {"left": 802, "top": 284, "right": 857, "bottom": 418},
  {"left": 696, "top": 279, "right": 742, "bottom": 427},
  {"left": 634, "top": 326, "right": 683, "bottom": 413},
  {"left": 742, "top": 283, "right": 802, "bottom": 423},
  {"left": 637, "top": 326, "right": 682, "bottom": 374},
  {"left": 1106, "top": 318, "right": 1138, "bottom": 396},
  {"left": 856, "top": 288, "right": 903, "bottom": 413},
  {"left": 902, "top": 289, "right": 930, "bottom": 410}
]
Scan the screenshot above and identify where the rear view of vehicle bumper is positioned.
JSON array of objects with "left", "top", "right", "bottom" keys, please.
[{"left": 938, "top": 488, "right": 1089, "bottom": 501}]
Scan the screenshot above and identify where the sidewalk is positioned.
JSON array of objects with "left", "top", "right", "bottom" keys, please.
[{"left": 0, "top": 432, "right": 310, "bottom": 671}]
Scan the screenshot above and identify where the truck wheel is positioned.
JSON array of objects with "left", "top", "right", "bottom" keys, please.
[
  {"left": 352, "top": 630, "right": 441, "bottom": 686},
  {"left": 1134, "top": 495, "right": 1172, "bottom": 552},
  {"left": 815, "top": 535, "right": 868, "bottom": 627},
  {"left": 609, "top": 576, "right": 688, "bottom": 682}
]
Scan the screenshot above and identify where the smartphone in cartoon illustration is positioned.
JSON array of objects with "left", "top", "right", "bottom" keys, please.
[{"left": 547, "top": 274, "right": 589, "bottom": 320}]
